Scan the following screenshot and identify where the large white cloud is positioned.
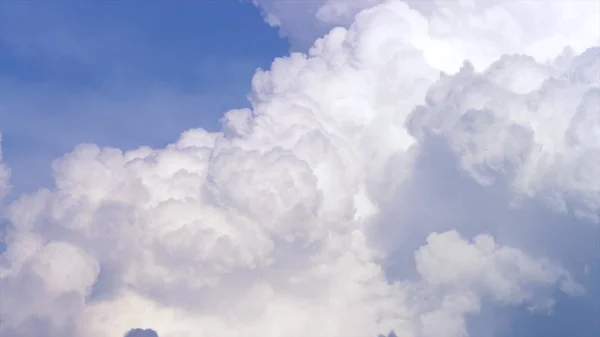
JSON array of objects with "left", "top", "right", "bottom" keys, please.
[
  {"left": 253, "top": 0, "right": 599, "bottom": 71},
  {"left": 1, "top": 1, "right": 599, "bottom": 337},
  {"left": 406, "top": 47, "right": 600, "bottom": 221}
]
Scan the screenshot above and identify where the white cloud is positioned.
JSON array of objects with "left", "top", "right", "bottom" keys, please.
[
  {"left": 410, "top": 230, "right": 583, "bottom": 337},
  {"left": 1, "top": 1, "right": 599, "bottom": 336},
  {"left": 254, "top": 0, "right": 599, "bottom": 71},
  {"left": 416, "top": 231, "right": 584, "bottom": 304},
  {"left": 406, "top": 47, "right": 600, "bottom": 221}
]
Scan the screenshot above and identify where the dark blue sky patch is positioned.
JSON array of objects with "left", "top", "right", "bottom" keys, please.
[{"left": 124, "top": 328, "right": 159, "bottom": 337}]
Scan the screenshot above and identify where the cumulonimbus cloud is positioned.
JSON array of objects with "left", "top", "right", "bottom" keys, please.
[{"left": 0, "top": 1, "right": 598, "bottom": 337}]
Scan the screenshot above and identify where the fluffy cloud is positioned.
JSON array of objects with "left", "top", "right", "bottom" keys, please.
[
  {"left": 253, "top": 0, "right": 599, "bottom": 70},
  {"left": 1, "top": 1, "right": 598, "bottom": 337},
  {"left": 407, "top": 47, "right": 600, "bottom": 221}
]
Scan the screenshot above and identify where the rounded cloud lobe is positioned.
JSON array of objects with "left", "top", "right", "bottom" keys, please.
[
  {"left": 253, "top": 0, "right": 599, "bottom": 65},
  {"left": 1, "top": 1, "right": 599, "bottom": 337}
]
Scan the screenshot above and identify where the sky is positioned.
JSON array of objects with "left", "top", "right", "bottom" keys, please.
[
  {"left": 0, "top": 1, "right": 599, "bottom": 337},
  {"left": 0, "top": 0, "right": 289, "bottom": 197}
]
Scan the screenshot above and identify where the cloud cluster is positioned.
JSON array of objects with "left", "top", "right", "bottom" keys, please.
[
  {"left": 253, "top": 0, "right": 599, "bottom": 70},
  {"left": 0, "top": 1, "right": 598, "bottom": 337},
  {"left": 407, "top": 47, "right": 600, "bottom": 221}
]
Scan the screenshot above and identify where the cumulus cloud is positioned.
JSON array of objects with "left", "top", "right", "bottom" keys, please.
[
  {"left": 406, "top": 47, "right": 600, "bottom": 221},
  {"left": 253, "top": 0, "right": 599, "bottom": 70},
  {"left": 1, "top": 1, "right": 599, "bottom": 337}
]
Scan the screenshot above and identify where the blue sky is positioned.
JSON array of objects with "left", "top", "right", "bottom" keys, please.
[{"left": 0, "top": 0, "right": 289, "bottom": 197}]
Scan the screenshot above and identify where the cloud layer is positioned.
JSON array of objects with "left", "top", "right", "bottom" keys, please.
[{"left": 1, "top": 1, "right": 598, "bottom": 337}]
